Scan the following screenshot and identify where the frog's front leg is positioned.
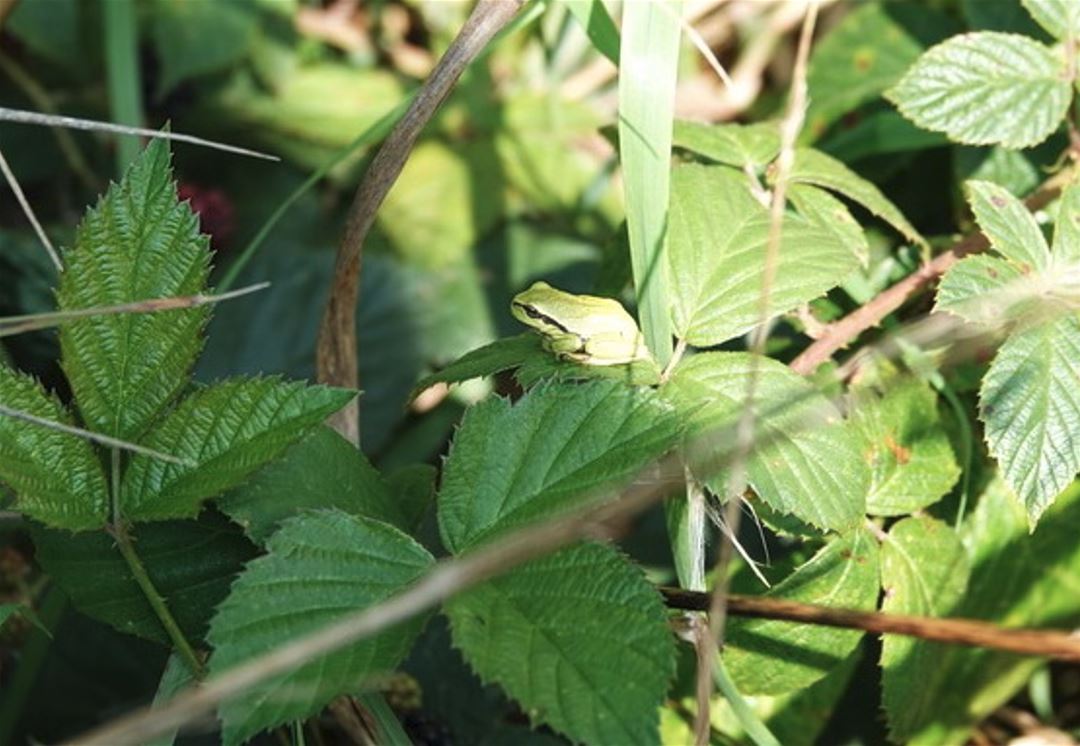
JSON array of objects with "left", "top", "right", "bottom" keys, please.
[
  {"left": 582, "top": 331, "right": 650, "bottom": 366},
  {"left": 544, "top": 332, "right": 587, "bottom": 359}
]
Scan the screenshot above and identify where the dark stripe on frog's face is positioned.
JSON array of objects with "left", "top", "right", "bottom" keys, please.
[{"left": 513, "top": 302, "right": 572, "bottom": 334}]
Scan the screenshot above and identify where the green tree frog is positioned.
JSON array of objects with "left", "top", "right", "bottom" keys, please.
[{"left": 511, "top": 281, "right": 652, "bottom": 366}]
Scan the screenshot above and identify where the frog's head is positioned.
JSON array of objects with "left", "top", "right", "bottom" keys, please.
[{"left": 510, "top": 281, "right": 572, "bottom": 333}]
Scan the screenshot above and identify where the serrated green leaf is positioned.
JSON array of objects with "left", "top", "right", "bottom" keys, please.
[
  {"left": 980, "top": 314, "right": 1080, "bottom": 525},
  {"left": 666, "top": 353, "right": 868, "bottom": 531},
  {"left": 151, "top": 0, "right": 257, "bottom": 96},
  {"left": 122, "top": 378, "right": 354, "bottom": 522},
  {"left": 667, "top": 163, "right": 861, "bottom": 347},
  {"left": 438, "top": 380, "right": 681, "bottom": 553},
  {"left": 886, "top": 32, "right": 1070, "bottom": 149},
  {"left": 218, "top": 426, "right": 408, "bottom": 543},
  {"left": 786, "top": 147, "right": 924, "bottom": 246},
  {"left": 57, "top": 137, "right": 211, "bottom": 441},
  {"left": 412, "top": 334, "right": 545, "bottom": 398},
  {"left": 672, "top": 120, "right": 781, "bottom": 171},
  {"left": 446, "top": 543, "right": 675, "bottom": 746},
  {"left": 787, "top": 183, "right": 869, "bottom": 266},
  {"left": 966, "top": 180, "right": 1050, "bottom": 271},
  {"left": 208, "top": 510, "right": 434, "bottom": 746},
  {"left": 725, "top": 529, "right": 880, "bottom": 695},
  {"left": 935, "top": 254, "right": 1028, "bottom": 324},
  {"left": 893, "top": 478, "right": 1080, "bottom": 744},
  {"left": 1022, "top": 0, "right": 1080, "bottom": 39},
  {"left": 32, "top": 511, "right": 256, "bottom": 644},
  {"left": 1051, "top": 181, "right": 1080, "bottom": 263},
  {"left": 880, "top": 516, "right": 970, "bottom": 743},
  {"left": 514, "top": 352, "right": 662, "bottom": 389},
  {"left": 852, "top": 377, "right": 960, "bottom": 516},
  {"left": 0, "top": 364, "right": 108, "bottom": 530}
]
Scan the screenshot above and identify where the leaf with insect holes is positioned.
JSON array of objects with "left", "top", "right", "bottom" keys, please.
[
  {"left": 57, "top": 137, "right": 212, "bottom": 442},
  {"left": 437, "top": 379, "right": 681, "bottom": 554},
  {"left": 852, "top": 377, "right": 960, "bottom": 517},
  {"left": 445, "top": 543, "right": 675, "bottom": 746},
  {"left": 724, "top": 529, "right": 880, "bottom": 695},
  {"left": 886, "top": 32, "right": 1071, "bottom": 149},
  {"left": 665, "top": 352, "right": 868, "bottom": 531},
  {"left": 122, "top": 378, "right": 354, "bottom": 522},
  {"left": 208, "top": 510, "right": 434, "bottom": 746},
  {"left": 0, "top": 364, "right": 108, "bottom": 530},
  {"left": 667, "top": 163, "right": 862, "bottom": 347}
]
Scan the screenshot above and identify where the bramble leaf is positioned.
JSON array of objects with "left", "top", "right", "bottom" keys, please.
[
  {"left": 122, "top": 378, "right": 354, "bottom": 521},
  {"left": 32, "top": 511, "right": 255, "bottom": 644},
  {"left": 667, "top": 163, "right": 861, "bottom": 347},
  {"left": 966, "top": 180, "right": 1049, "bottom": 271},
  {"left": 0, "top": 364, "right": 108, "bottom": 530},
  {"left": 980, "top": 314, "right": 1080, "bottom": 525},
  {"left": 446, "top": 543, "right": 675, "bottom": 746},
  {"left": 1021, "top": 0, "right": 1080, "bottom": 40},
  {"left": 666, "top": 352, "right": 868, "bottom": 531},
  {"left": 57, "top": 137, "right": 212, "bottom": 441},
  {"left": 851, "top": 377, "right": 960, "bottom": 516},
  {"left": 218, "top": 426, "right": 411, "bottom": 543},
  {"left": 887, "top": 479, "right": 1080, "bottom": 744},
  {"left": 880, "top": 516, "right": 970, "bottom": 743},
  {"left": 786, "top": 147, "right": 925, "bottom": 246},
  {"left": 724, "top": 529, "right": 880, "bottom": 695},
  {"left": 438, "top": 380, "right": 681, "bottom": 553},
  {"left": 208, "top": 510, "right": 434, "bottom": 746},
  {"left": 887, "top": 32, "right": 1070, "bottom": 149},
  {"left": 672, "top": 120, "right": 780, "bottom": 171}
]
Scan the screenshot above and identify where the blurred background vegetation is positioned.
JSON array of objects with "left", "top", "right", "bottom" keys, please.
[{"left": 1, "top": 1, "right": 1076, "bottom": 743}]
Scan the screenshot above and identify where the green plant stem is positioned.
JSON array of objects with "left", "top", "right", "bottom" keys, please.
[
  {"left": 712, "top": 658, "right": 782, "bottom": 746},
  {"left": 112, "top": 524, "right": 205, "bottom": 677},
  {"left": 109, "top": 450, "right": 205, "bottom": 678},
  {"left": 103, "top": 0, "right": 144, "bottom": 174}
]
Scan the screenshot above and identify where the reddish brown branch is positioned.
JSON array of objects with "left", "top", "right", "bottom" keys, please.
[
  {"left": 315, "top": 0, "right": 524, "bottom": 443},
  {"left": 789, "top": 169, "right": 1076, "bottom": 375},
  {"left": 663, "top": 588, "right": 1080, "bottom": 662}
]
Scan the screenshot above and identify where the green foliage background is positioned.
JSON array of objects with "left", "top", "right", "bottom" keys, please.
[{"left": 2, "top": 1, "right": 1080, "bottom": 745}]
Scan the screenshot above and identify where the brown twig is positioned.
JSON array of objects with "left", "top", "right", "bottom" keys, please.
[
  {"left": 663, "top": 588, "right": 1080, "bottom": 662},
  {"left": 789, "top": 167, "right": 1077, "bottom": 375},
  {"left": 314, "top": 0, "right": 524, "bottom": 444}
]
